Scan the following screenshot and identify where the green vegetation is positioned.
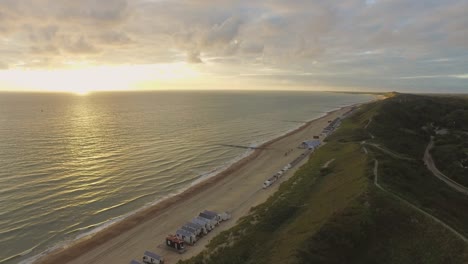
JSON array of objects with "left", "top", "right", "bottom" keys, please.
[
  {"left": 179, "top": 94, "right": 468, "bottom": 264},
  {"left": 365, "top": 94, "right": 468, "bottom": 236},
  {"left": 298, "top": 189, "right": 468, "bottom": 264}
]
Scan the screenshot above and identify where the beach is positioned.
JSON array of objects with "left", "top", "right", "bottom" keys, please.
[{"left": 35, "top": 105, "right": 354, "bottom": 264}]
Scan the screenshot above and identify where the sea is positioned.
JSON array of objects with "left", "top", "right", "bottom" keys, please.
[{"left": 0, "top": 91, "right": 374, "bottom": 263}]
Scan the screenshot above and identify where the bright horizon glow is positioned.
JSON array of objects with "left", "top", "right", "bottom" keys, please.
[{"left": 0, "top": 63, "right": 201, "bottom": 94}]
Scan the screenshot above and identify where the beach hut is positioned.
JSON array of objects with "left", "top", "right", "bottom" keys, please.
[
  {"left": 142, "top": 251, "right": 164, "bottom": 264},
  {"left": 166, "top": 235, "right": 186, "bottom": 253},
  {"left": 263, "top": 179, "right": 272, "bottom": 189},
  {"left": 176, "top": 229, "right": 197, "bottom": 245},
  {"left": 218, "top": 211, "right": 231, "bottom": 221},
  {"left": 300, "top": 140, "right": 321, "bottom": 150},
  {"left": 182, "top": 225, "right": 200, "bottom": 236},
  {"left": 186, "top": 221, "right": 207, "bottom": 235},
  {"left": 201, "top": 210, "right": 231, "bottom": 222},
  {"left": 199, "top": 212, "right": 219, "bottom": 226},
  {"left": 276, "top": 170, "right": 284, "bottom": 178},
  {"left": 193, "top": 217, "right": 214, "bottom": 231},
  {"left": 192, "top": 218, "right": 212, "bottom": 232},
  {"left": 130, "top": 260, "right": 142, "bottom": 264},
  {"left": 201, "top": 210, "right": 220, "bottom": 221}
]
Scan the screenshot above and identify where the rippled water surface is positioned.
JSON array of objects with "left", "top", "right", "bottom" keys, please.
[{"left": 0, "top": 91, "right": 374, "bottom": 263}]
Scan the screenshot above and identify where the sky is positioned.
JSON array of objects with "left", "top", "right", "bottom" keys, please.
[{"left": 0, "top": 0, "right": 467, "bottom": 94}]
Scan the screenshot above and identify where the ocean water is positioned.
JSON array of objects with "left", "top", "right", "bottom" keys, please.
[{"left": 0, "top": 91, "right": 374, "bottom": 263}]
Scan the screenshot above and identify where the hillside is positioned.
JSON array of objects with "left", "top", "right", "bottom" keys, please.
[{"left": 178, "top": 94, "right": 468, "bottom": 264}]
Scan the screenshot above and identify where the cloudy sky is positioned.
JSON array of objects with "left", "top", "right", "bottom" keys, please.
[{"left": 0, "top": 0, "right": 467, "bottom": 93}]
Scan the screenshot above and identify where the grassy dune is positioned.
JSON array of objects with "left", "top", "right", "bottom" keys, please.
[{"left": 178, "top": 94, "right": 468, "bottom": 264}]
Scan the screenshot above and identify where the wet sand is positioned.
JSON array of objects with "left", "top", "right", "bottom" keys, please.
[{"left": 36, "top": 106, "right": 355, "bottom": 264}]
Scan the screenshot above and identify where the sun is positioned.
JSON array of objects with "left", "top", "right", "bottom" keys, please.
[
  {"left": 0, "top": 63, "right": 201, "bottom": 93},
  {"left": 73, "top": 88, "right": 90, "bottom": 96}
]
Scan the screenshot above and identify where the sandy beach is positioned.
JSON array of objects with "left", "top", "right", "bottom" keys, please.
[{"left": 36, "top": 106, "right": 354, "bottom": 264}]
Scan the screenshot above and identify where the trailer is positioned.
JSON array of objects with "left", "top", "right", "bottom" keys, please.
[
  {"left": 142, "top": 251, "right": 164, "bottom": 264},
  {"left": 176, "top": 229, "right": 197, "bottom": 245},
  {"left": 166, "top": 235, "right": 186, "bottom": 253},
  {"left": 186, "top": 221, "right": 207, "bottom": 235}
]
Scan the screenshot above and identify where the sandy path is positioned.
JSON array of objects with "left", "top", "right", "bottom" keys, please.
[{"left": 36, "top": 107, "right": 351, "bottom": 264}]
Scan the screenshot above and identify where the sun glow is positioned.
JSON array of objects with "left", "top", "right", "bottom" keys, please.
[{"left": 0, "top": 63, "right": 200, "bottom": 94}]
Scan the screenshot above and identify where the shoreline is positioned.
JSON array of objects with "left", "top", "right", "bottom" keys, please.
[{"left": 33, "top": 103, "right": 361, "bottom": 264}]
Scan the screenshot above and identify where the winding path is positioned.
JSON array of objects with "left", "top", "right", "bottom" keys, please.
[
  {"left": 423, "top": 136, "right": 468, "bottom": 195},
  {"left": 363, "top": 119, "right": 467, "bottom": 243},
  {"left": 371, "top": 158, "right": 468, "bottom": 243}
]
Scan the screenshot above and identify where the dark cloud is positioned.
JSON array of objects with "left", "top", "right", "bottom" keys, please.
[
  {"left": 187, "top": 51, "right": 203, "bottom": 63},
  {"left": 63, "top": 36, "right": 100, "bottom": 54},
  {"left": 98, "top": 31, "right": 132, "bottom": 45}
]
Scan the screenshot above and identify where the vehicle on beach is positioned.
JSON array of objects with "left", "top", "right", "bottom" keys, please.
[
  {"left": 142, "top": 251, "right": 164, "bottom": 264},
  {"left": 176, "top": 229, "right": 197, "bottom": 245},
  {"left": 166, "top": 235, "right": 186, "bottom": 253}
]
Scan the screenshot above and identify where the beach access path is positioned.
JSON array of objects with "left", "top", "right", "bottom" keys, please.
[{"left": 36, "top": 107, "right": 352, "bottom": 264}]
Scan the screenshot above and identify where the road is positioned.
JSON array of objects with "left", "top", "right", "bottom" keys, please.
[{"left": 424, "top": 137, "right": 468, "bottom": 195}]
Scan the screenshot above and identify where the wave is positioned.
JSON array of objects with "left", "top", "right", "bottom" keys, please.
[{"left": 1, "top": 245, "right": 39, "bottom": 264}]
